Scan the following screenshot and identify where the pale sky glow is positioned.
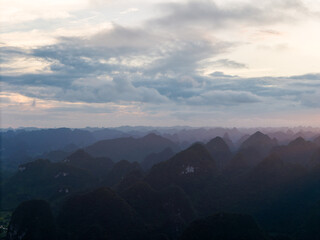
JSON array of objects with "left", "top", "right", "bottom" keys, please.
[{"left": 1, "top": 0, "right": 320, "bottom": 128}]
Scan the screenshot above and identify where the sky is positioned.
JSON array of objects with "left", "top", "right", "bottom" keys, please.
[{"left": 1, "top": 0, "right": 320, "bottom": 128}]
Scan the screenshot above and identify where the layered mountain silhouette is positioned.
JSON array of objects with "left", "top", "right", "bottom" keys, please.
[
  {"left": 86, "top": 133, "right": 179, "bottom": 162},
  {"left": 3, "top": 128, "right": 320, "bottom": 240}
]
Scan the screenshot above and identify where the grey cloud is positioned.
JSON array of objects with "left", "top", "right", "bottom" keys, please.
[
  {"left": 152, "top": 0, "right": 311, "bottom": 29},
  {"left": 0, "top": 47, "right": 30, "bottom": 64},
  {"left": 187, "top": 90, "right": 262, "bottom": 106},
  {"left": 88, "top": 24, "right": 158, "bottom": 50},
  {"left": 209, "top": 59, "right": 248, "bottom": 69},
  {"left": 146, "top": 40, "right": 233, "bottom": 75},
  {"left": 290, "top": 73, "right": 320, "bottom": 80},
  {"left": 299, "top": 90, "right": 320, "bottom": 107},
  {"left": 2, "top": 0, "right": 320, "bottom": 114},
  {"left": 0, "top": 96, "right": 11, "bottom": 104}
]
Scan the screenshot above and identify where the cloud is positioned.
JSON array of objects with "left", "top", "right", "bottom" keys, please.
[
  {"left": 1, "top": 0, "right": 320, "bottom": 128},
  {"left": 187, "top": 90, "right": 262, "bottom": 106},
  {"left": 120, "top": 8, "right": 139, "bottom": 15},
  {"left": 209, "top": 59, "right": 248, "bottom": 69},
  {"left": 152, "top": 0, "right": 312, "bottom": 29}
]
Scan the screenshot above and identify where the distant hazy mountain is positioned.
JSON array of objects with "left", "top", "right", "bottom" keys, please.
[{"left": 86, "top": 133, "right": 179, "bottom": 162}]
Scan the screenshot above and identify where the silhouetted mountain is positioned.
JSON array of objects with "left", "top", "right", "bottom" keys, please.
[
  {"left": 64, "top": 149, "right": 114, "bottom": 178},
  {"left": 230, "top": 132, "right": 278, "bottom": 168},
  {"left": 86, "top": 133, "right": 179, "bottom": 162},
  {"left": 141, "top": 148, "right": 175, "bottom": 170},
  {"left": 179, "top": 213, "right": 268, "bottom": 240},
  {"left": 271, "top": 137, "right": 318, "bottom": 168},
  {"left": 6, "top": 200, "right": 56, "bottom": 240},
  {"left": 206, "top": 137, "right": 232, "bottom": 169},
  {"left": 57, "top": 187, "right": 146, "bottom": 240},
  {"left": 2, "top": 159, "right": 96, "bottom": 209},
  {"left": 240, "top": 131, "right": 277, "bottom": 153},
  {"left": 145, "top": 143, "right": 217, "bottom": 191}
]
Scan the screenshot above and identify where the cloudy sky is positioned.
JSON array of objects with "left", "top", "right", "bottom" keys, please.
[{"left": 1, "top": 0, "right": 320, "bottom": 128}]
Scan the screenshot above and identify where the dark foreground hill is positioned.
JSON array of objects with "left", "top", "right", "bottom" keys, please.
[
  {"left": 2, "top": 159, "right": 96, "bottom": 209},
  {"left": 6, "top": 200, "right": 56, "bottom": 240},
  {"left": 57, "top": 187, "right": 147, "bottom": 240},
  {"left": 179, "top": 213, "right": 268, "bottom": 240}
]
